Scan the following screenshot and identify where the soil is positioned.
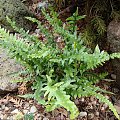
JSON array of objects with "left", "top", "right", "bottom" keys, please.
[{"left": 0, "top": 80, "right": 120, "bottom": 120}]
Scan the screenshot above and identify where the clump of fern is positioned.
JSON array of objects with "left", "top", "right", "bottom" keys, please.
[{"left": 0, "top": 9, "right": 120, "bottom": 119}]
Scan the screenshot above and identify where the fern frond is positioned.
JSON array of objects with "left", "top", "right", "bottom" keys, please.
[
  {"left": 91, "top": 16, "right": 106, "bottom": 35},
  {"left": 81, "top": 26, "right": 96, "bottom": 47},
  {"left": 110, "top": 10, "right": 120, "bottom": 20},
  {"left": 110, "top": 53, "right": 120, "bottom": 59},
  {"left": 95, "top": 93, "right": 120, "bottom": 120},
  {"left": 6, "top": 16, "right": 39, "bottom": 43},
  {"left": 42, "top": 75, "right": 79, "bottom": 119}
]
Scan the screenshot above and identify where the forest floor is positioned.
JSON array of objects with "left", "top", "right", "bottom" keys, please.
[
  {"left": 0, "top": 0, "right": 120, "bottom": 120},
  {"left": 0, "top": 80, "right": 120, "bottom": 120}
]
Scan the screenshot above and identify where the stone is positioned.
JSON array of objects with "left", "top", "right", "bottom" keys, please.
[
  {"left": 23, "top": 109, "right": 28, "bottom": 114},
  {"left": 37, "top": 1, "right": 48, "bottom": 9},
  {"left": 11, "top": 109, "right": 19, "bottom": 114},
  {"left": 114, "top": 105, "right": 120, "bottom": 114},
  {"left": 24, "top": 102, "right": 30, "bottom": 109},
  {"left": 103, "top": 103, "right": 108, "bottom": 109},
  {"left": 101, "top": 107, "right": 105, "bottom": 111},
  {"left": 74, "top": 99, "right": 79, "bottom": 105},
  {"left": 0, "top": 0, "right": 35, "bottom": 32},
  {"left": 43, "top": 117, "right": 49, "bottom": 120},
  {"left": 95, "top": 112, "right": 99, "bottom": 116},
  {"left": 88, "top": 113, "right": 94, "bottom": 119},
  {"left": 0, "top": 48, "right": 23, "bottom": 94},
  {"left": 5, "top": 107, "right": 9, "bottom": 112},
  {"left": 1, "top": 105, "right": 5, "bottom": 110},
  {"left": 111, "top": 74, "right": 116, "bottom": 80},
  {"left": 3, "top": 114, "right": 7, "bottom": 120},
  {"left": 113, "top": 88, "right": 119, "bottom": 93},
  {"left": 0, "top": 114, "right": 4, "bottom": 119},
  {"left": 79, "top": 112, "right": 87, "bottom": 117},
  {"left": 30, "top": 106, "right": 37, "bottom": 113},
  {"left": 107, "top": 20, "right": 120, "bottom": 88},
  {"left": 91, "top": 101, "right": 97, "bottom": 105}
]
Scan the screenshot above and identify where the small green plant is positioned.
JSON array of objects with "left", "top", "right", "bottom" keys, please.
[
  {"left": 0, "top": 9, "right": 120, "bottom": 119},
  {"left": 24, "top": 113, "right": 34, "bottom": 120},
  {"left": 66, "top": 7, "right": 86, "bottom": 33}
]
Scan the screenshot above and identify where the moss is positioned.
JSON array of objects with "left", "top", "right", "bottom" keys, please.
[{"left": 0, "top": 0, "right": 34, "bottom": 31}]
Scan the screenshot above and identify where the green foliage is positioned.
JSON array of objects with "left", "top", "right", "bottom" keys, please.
[
  {"left": 0, "top": 9, "right": 120, "bottom": 119},
  {"left": 91, "top": 16, "right": 106, "bottom": 35},
  {"left": 66, "top": 7, "right": 86, "bottom": 33},
  {"left": 81, "top": 0, "right": 120, "bottom": 47},
  {"left": 24, "top": 113, "right": 34, "bottom": 120}
]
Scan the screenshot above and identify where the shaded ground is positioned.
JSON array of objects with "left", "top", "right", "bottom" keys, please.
[{"left": 0, "top": 81, "right": 120, "bottom": 120}]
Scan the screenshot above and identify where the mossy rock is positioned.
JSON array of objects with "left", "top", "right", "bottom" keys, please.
[{"left": 0, "top": 0, "right": 35, "bottom": 31}]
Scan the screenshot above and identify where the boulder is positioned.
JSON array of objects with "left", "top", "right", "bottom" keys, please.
[
  {"left": 0, "top": 48, "right": 22, "bottom": 94},
  {"left": 0, "top": 0, "right": 34, "bottom": 31},
  {"left": 107, "top": 20, "right": 120, "bottom": 88}
]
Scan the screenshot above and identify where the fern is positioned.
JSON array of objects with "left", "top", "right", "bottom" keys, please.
[
  {"left": 91, "top": 16, "right": 106, "bottom": 35},
  {"left": 95, "top": 93, "right": 120, "bottom": 120},
  {"left": 0, "top": 9, "right": 120, "bottom": 119},
  {"left": 42, "top": 75, "right": 79, "bottom": 119}
]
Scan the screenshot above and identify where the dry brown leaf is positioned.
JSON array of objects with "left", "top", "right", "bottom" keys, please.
[
  {"left": 9, "top": 97, "right": 23, "bottom": 107},
  {"left": 18, "top": 82, "right": 27, "bottom": 95}
]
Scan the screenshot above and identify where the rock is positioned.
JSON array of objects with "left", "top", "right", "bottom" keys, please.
[
  {"left": 79, "top": 97, "right": 85, "bottom": 102},
  {"left": 30, "top": 106, "right": 37, "bottom": 113},
  {"left": 101, "top": 107, "right": 105, "bottom": 111},
  {"left": 0, "top": 114, "right": 4, "bottom": 119},
  {"left": 91, "top": 101, "right": 97, "bottom": 105},
  {"left": 112, "top": 88, "right": 119, "bottom": 93},
  {"left": 11, "top": 109, "right": 19, "bottom": 114},
  {"left": 103, "top": 103, "right": 108, "bottom": 109},
  {"left": 24, "top": 102, "right": 30, "bottom": 109},
  {"left": 105, "top": 95, "right": 109, "bottom": 99},
  {"left": 37, "top": 1, "right": 48, "bottom": 9},
  {"left": 4, "top": 107, "right": 9, "bottom": 112},
  {"left": 0, "top": 0, "right": 35, "bottom": 31},
  {"left": 95, "top": 112, "right": 99, "bottom": 116},
  {"left": 74, "top": 99, "right": 79, "bottom": 105},
  {"left": 0, "top": 48, "right": 22, "bottom": 94},
  {"left": 23, "top": 109, "right": 28, "bottom": 114},
  {"left": 107, "top": 20, "right": 120, "bottom": 88},
  {"left": 111, "top": 74, "right": 116, "bottom": 80},
  {"left": 1, "top": 105, "right": 5, "bottom": 110},
  {"left": 88, "top": 113, "right": 94, "bottom": 119},
  {"left": 111, "top": 96, "right": 117, "bottom": 103},
  {"left": 114, "top": 105, "right": 120, "bottom": 114},
  {"left": 116, "top": 100, "right": 120, "bottom": 104},
  {"left": 79, "top": 112, "right": 87, "bottom": 117},
  {"left": 43, "top": 117, "right": 49, "bottom": 120},
  {"left": 3, "top": 114, "right": 7, "bottom": 120}
]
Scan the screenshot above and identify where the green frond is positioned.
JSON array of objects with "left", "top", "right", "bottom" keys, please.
[
  {"left": 81, "top": 26, "right": 96, "bottom": 47},
  {"left": 110, "top": 10, "right": 120, "bottom": 20},
  {"left": 91, "top": 16, "right": 106, "bottom": 35},
  {"left": 110, "top": 53, "right": 120, "bottom": 59},
  {"left": 42, "top": 76, "right": 79, "bottom": 119}
]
